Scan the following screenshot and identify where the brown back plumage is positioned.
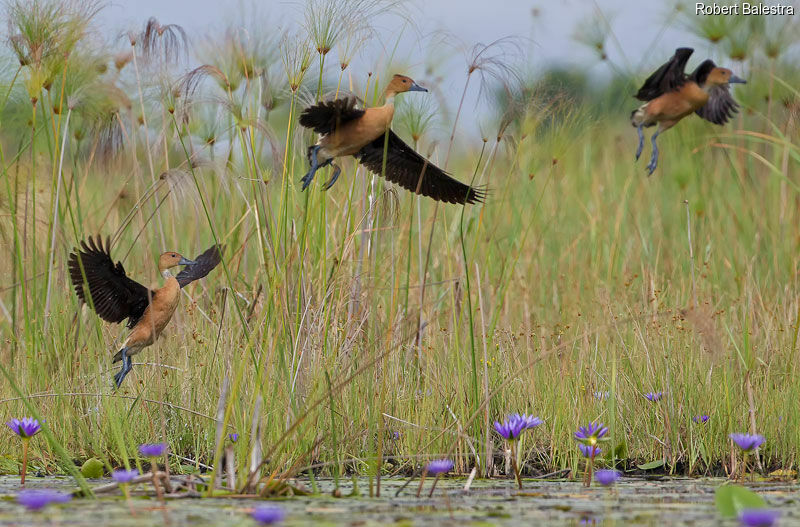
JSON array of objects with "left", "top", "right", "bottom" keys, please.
[{"left": 68, "top": 236, "right": 152, "bottom": 328}]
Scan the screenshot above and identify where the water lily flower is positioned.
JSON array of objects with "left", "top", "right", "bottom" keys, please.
[
  {"left": 6, "top": 417, "right": 42, "bottom": 485},
  {"left": 138, "top": 443, "right": 168, "bottom": 457},
  {"left": 578, "top": 443, "right": 601, "bottom": 458},
  {"left": 494, "top": 417, "right": 526, "bottom": 440},
  {"left": 6, "top": 417, "right": 42, "bottom": 438},
  {"left": 112, "top": 469, "right": 139, "bottom": 484},
  {"left": 575, "top": 422, "right": 608, "bottom": 487},
  {"left": 739, "top": 509, "right": 779, "bottom": 527},
  {"left": 644, "top": 392, "right": 663, "bottom": 402},
  {"left": 16, "top": 489, "right": 71, "bottom": 511},
  {"left": 693, "top": 415, "right": 710, "bottom": 424},
  {"left": 511, "top": 413, "right": 544, "bottom": 430},
  {"left": 574, "top": 422, "right": 609, "bottom": 446},
  {"left": 251, "top": 505, "right": 285, "bottom": 524},
  {"left": 729, "top": 434, "right": 765, "bottom": 452},
  {"left": 594, "top": 469, "right": 621, "bottom": 486},
  {"left": 425, "top": 459, "right": 454, "bottom": 475},
  {"left": 494, "top": 414, "right": 542, "bottom": 489}
]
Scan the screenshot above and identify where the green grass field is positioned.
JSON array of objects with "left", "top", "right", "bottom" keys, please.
[{"left": 1, "top": 0, "right": 799, "bottom": 491}]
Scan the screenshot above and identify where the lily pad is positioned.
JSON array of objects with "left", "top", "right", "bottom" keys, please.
[
  {"left": 715, "top": 484, "right": 766, "bottom": 518},
  {"left": 636, "top": 459, "right": 665, "bottom": 471}
]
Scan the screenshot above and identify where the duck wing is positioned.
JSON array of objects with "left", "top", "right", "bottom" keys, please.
[
  {"left": 68, "top": 236, "right": 151, "bottom": 328},
  {"left": 635, "top": 47, "right": 694, "bottom": 101},
  {"left": 299, "top": 96, "right": 365, "bottom": 135},
  {"left": 176, "top": 244, "right": 224, "bottom": 288},
  {"left": 355, "top": 130, "right": 485, "bottom": 204},
  {"left": 695, "top": 84, "right": 739, "bottom": 125}
]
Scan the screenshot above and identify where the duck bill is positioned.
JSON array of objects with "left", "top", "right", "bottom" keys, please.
[
  {"left": 179, "top": 257, "right": 197, "bottom": 266},
  {"left": 729, "top": 75, "right": 746, "bottom": 84},
  {"left": 408, "top": 82, "right": 428, "bottom": 92}
]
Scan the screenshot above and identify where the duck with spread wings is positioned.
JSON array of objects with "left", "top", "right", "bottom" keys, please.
[
  {"left": 631, "top": 47, "right": 746, "bottom": 175},
  {"left": 68, "top": 236, "right": 223, "bottom": 387},
  {"left": 298, "top": 74, "right": 485, "bottom": 204}
]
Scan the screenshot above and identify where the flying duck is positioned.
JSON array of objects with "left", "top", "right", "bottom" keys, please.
[
  {"left": 68, "top": 236, "right": 223, "bottom": 387},
  {"left": 631, "top": 47, "right": 746, "bottom": 175},
  {"left": 298, "top": 74, "right": 484, "bottom": 204}
]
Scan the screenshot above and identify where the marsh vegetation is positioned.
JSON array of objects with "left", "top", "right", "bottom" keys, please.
[{"left": 0, "top": 0, "right": 799, "bottom": 522}]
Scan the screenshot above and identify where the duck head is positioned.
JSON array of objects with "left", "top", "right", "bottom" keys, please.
[
  {"left": 706, "top": 68, "right": 747, "bottom": 84},
  {"left": 385, "top": 74, "right": 427, "bottom": 98},
  {"left": 707, "top": 67, "right": 746, "bottom": 86},
  {"left": 158, "top": 251, "right": 196, "bottom": 272}
]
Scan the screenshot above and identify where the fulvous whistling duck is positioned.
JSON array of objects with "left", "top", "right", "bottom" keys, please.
[
  {"left": 298, "top": 74, "right": 485, "bottom": 204},
  {"left": 68, "top": 236, "right": 223, "bottom": 387},
  {"left": 631, "top": 47, "right": 746, "bottom": 175}
]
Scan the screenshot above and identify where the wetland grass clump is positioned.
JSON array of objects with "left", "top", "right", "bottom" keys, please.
[{"left": 0, "top": 0, "right": 799, "bottom": 504}]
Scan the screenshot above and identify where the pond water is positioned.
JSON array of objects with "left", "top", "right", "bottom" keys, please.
[{"left": 1, "top": 476, "right": 798, "bottom": 526}]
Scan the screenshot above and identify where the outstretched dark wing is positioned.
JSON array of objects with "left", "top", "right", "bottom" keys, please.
[
  {"left": 68, "top": 236, "right": 151, "bottom": 328},
  {"left": 299, "top": 96, "right": 365, "bottom": 135},
  {"left": 175, "top": 244, "right": 224, "bottom": 288},
  {"left": 355, "top": 130, "right": 485, "bottom": 204},
  {"left": 635, "top": 47, "right": 694, "bottom": 101},
  {"left": 695, "top": 85, "right": 739, "bottom": 125},
  {"left": 688, "top": 59, "right": 740, "bottom": 125}
]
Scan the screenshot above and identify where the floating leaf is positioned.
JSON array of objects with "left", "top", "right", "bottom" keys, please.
[
  {"left": 636, "top": 459, "right": 665, "bottom": 471},
  {"left": 715, "top": 484, "right": 766, "bottom": 518}
]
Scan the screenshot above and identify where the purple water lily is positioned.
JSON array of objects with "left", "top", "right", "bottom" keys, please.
[
  {"left": 16, "top": 489, "right": 71, "bottom": 511},
  {"left": 729, "top": 433, "right": 765, "bottom": 452},
  {"left": 574, "top": 422, "right": 609, "bottom": 445},
  {"left": 6, "top": 417, "right": 41, "bottom": 438},
  {"left": 112, "top": 469, "right": 139, "bottom": 484},
  {"left": 510, "top": 413, "right": 544, "bottom": 430},
  {"left": 138, "top": 443, "right": 168, "bottom": 457},
  {"left": 693, "top": 415, "right": 710, "bottom": 424},
  {"left": 425, "top": 459, "right": 454, "bottom": 475},
  {"left": 644, "top": 392, "right": 663, "bottom": 402},
  {"left": 494, "top": 418, "right": 525, "bottom": 440},
  {"left": 739, "top": 509, "right": 779, "bottom": 527},
  {"left": 594, "top": 469, "right": 621, "bottom": 486},
  {"left": 251, "top": 506, "right": 285, "bottom": 524},
  {"left": 578, "top": 443, "right": 601, "bottom": 458}
]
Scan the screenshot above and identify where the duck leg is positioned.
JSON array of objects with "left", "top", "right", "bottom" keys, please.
[
  {"left": 113, "top": 348, "right": 133, "bottom": 388},
  {"left": 646, "top": 129, "right": 661, "bottom": 175},
  {"left": 635, "top": 125, "right": 645, "bottom": 160},
  {"left": 301, "top": 145, "right": 321, "bottom": 190},
  {"left": 322, "top": 163, "right": 342, "bottom": 191}
]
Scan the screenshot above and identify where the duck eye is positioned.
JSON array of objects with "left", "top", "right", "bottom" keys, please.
[{"left": 402, "top": 79, "right": 407, "bottom": 83}]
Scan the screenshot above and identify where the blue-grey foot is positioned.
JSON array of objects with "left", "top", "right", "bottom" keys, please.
[
  {"left": 302, "top": 146, "right": 321, "bottom": 190},
  {"left": 646, "top": 131, "right": 660, "bottom": 175},
  {"left": 113, "top": 350, "right": 132, "bottom": 388},
  {"left": 301, "top": 168, "right": 317, "bottom": 190},
  {"left": 322, "top": 164, "right": 342, "bottom": 190},
  {"left": 635, "top": 125, "right": 644, "bottom": 160}
]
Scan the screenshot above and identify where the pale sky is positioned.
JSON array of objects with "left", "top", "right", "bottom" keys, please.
[{"left": 96, "top": 0, "right": 708, "bottom": 73}]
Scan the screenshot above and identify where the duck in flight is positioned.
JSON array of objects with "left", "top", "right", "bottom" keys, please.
[
  {"left": 298, "top": 74, "right": 484, "bottom": 204},
  {"left": 631, "top": 47, "right": 746, "bottom": 175},
  {"left": 68, "top": 236, "right": 223, "bottom": 387}
]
